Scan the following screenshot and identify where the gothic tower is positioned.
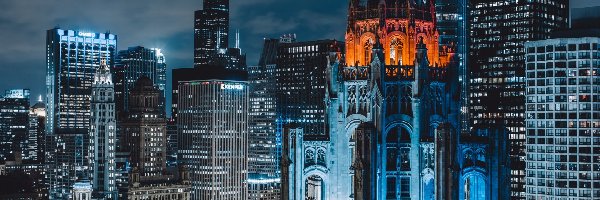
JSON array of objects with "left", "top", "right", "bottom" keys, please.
[
  {"left": 89, "top": 60, "right": 117, "bottom": 199},
  {"left": 282, "top": 1, "right": 461, "bottom": 200}
]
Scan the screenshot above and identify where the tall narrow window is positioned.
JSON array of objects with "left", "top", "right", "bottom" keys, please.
[
  {"left": 364, "top": 38, "right": 373, "bottom": 65},
  {"left": 390, "top": 38, "right": 403, "bottom": 65}
]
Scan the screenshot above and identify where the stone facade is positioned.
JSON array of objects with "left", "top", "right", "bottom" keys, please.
[{"left": 281, "top": 1, "right": 509, "bottom": 199}]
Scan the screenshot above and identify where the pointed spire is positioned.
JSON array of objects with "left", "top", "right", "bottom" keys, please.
[{"left": 38, "top": 95, "right": 42, "bottom": 102}]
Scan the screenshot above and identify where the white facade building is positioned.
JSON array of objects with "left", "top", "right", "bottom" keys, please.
[
  {"left": 177, "top": 79, "right": 249, "bottom": 200},
  {"left": 89, "top": 60, "right": 117, "bottom": 199},
  {"left": 525, "top": 36, "right": 600, "bottom": 199}
]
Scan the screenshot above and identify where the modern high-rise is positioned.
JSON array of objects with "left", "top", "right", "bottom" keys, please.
[
  {"left": 114, "top": 46, "right": 167, "bottom": 118},
  {"left": 121, "top": 77, "right": 167, "bottom": 178},
  {"left": 194, "top": 0, "right": 229, "bottom": 67},
  {"left": 468, "top": 1, "right": 568, "bottom": 198},
  {"left": 177, "top": 68, "right": 248, "bottom": 200},
  {"left": 45, "top": 28, "right": 117, "bottom": 199},
  {"left": 27, "top": 100, "right": 46, "bottom": 163},
  {"left": 435, "top": 0, "right": 468, "bottom": 132},
  {"left": 275, "top": 38, "right": 343, "bottom": 136},
  {"left": 524, "top": 7, "right": 600, "bottom": 199},
  {"left": 0, "top": 89, "right": 30, "bottom": 162},
  {"left": 248, "top": 38, "right": 280, "bottom": 199},
  {"left": 89, "top": 61, "right": 117, "bottom": 199}
]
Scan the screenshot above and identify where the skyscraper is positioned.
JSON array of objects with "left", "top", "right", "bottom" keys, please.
[
  {"left": 435, "top": 0, "right": 468, "bottom": 133},
  {"left": 468, "top": 1, "right": 568, "bottom": 198},
  {"left": 194, "top": 0, "right": 229, "bottom": 67},
  {"left": 524, "top": 7, "right": 600, "bottom": 199},
  {"left": 0, "top": 89, "right": 30, "bottom": 162},
  {"left": 121, "top": 76, "right": 167, "bottom": 178},
  {"left": 45, "top": 28, "right": 117, "bottom": 199},
  {"left": 248, "top": 38, "right": 280, "bottom": 199},
  {"left": 275, "top": 38, "right": 343, "bottom": 136},
  {"left": 89, "top": 61, "right": 117, "bottom": 199},
  {"left": 177, "top": 68, "right": 248, "bottom": 200},
  {"left": 114, "top": 46, "right": 167, "bottom": 118},
  {"left": 27, "top": 100, "right": 46, "bottom": 163}
]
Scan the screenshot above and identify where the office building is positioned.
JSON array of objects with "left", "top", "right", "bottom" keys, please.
[
  {"left": 89, "top": 61, "right": 117, "bottom": 199},
  {"left": 435, "top": 0, "right": 468, "bottom": 132},
  {"left": 126, "top": 166, "right": 192, "bottom": 200},
  {"left": 121, "top": 77, "right": 167, "bottom": 178},
  {"left": 469, "top": 0, "right": 568, "bottom": 198},
  {"left": 177, "top": 68, "right": 248, "bottom": 200},
  {"left": 524, "top": 7, "right": 600, "bottom": 199},
  {"left": 25, "top": 100, "right": 45, "bottom": 163},
  {"left": 166, "top": 119, "right": 178, "bottom": 168},
  {"left": 248, "top": 38, "right": 280, "bottom": 199},
  {"left": 0, "top": 89, "right": 30, "bottom": 162},
  {"left": 275, "top": 38, "right": 343, "bottom": 136},
  {"left": 1, "top": 159, "right": 49, "bottom": 198},
  {"left": 114, "top": 46, "right": 167, "bottom": 118},
  {"left": 194, "top": 0, "right": 229, "bottom": 67},
  {"left": 45, "top": 28, "right": 117, "bottom": 199}
]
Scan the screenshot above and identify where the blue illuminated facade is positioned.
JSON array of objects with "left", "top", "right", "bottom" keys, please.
[
  {"left": 281, "top": 1, "right": 509, "bottom": 199},
  {"left": 45, "top": 28, "right": 117, "bottom": 199}
]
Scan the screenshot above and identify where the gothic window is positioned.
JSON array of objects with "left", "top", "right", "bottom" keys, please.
[
  {"left": 400, "top": 86, "right": 412, "bottom": 116},
  {"left": 400, "top": 148, "right": 410, "bottom": 171},
  {"left": 348, "top": 85, "right": 356, "bottom": 115},
  {"left": 305, "top": 175, "right": 324, "bottom": 200},
  {"left": 364, "top": 38, "right": 373, "bottom": 65},
  {"left": 462, "top": 175, "right": 486, "bottom": 200},
  {"left": 386, "top": 128, "right": 398, "bottom": 171},
  {"left": 390, "top": 38, "right": 403, "bottom": 65},
  {"left": 400, "top": 177, "right": 411, "bottom": 199},
  {"left": 464, "top": 150, "right": 474, "bottom": 167},
  {"left": 305, "top": 149, "right": 315, "bottom": 167},
  {"left": 386, "top": 177, "right": 397, "bottom": 199},
  {"left": 386, "top": 85, "right": 398, "bottom": 115},
  {"left": 386, "top": 127, "right": 411, "bottom": 172},
  {"left": 317, "top": 149, "right": 326, "bottom": 166}
]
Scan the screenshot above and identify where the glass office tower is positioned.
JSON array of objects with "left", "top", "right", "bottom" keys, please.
[
  {"left": 248, "top": 38, "right": 280, "bottom": 199},
  {"left": 114, "top": 46, "right": 167, "bottom": 118},
  {"left": 0, "top": 89, "right": 30, "bottom": 162},
  {"left": 469, "top": 1, "right": 568, "bottom": 198},
  {"left": 194, "top": 0, "right": 229, "bottom": 67},
  {"left": 45, "top": 28, "right": 117, "bottom": 199}
]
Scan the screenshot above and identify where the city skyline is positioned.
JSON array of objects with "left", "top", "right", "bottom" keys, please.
[
  {"left": 0, "top": 0, "right": 596, "bottom": 111},
  {"left": 0, "top": 0, "right": 349, "bottom": 110},
  {"left": 0, "top": 0, "right": 600, "bottom": 199}
]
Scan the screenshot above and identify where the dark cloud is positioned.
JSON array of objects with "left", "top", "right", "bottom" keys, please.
[{"left": 0, "top": 0, "right": 348, "bottom": 108}]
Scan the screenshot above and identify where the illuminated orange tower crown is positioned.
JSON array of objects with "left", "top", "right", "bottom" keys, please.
[{"left": 345, "top": 0, "right": 450, "bottom": 67}]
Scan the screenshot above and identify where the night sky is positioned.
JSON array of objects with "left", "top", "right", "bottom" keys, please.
[
  {"left": 0, "top": 0, "right": 348, "bottom": 107},
  {"left": 0, "top": 0, "right": 596, "bottom": 108}
]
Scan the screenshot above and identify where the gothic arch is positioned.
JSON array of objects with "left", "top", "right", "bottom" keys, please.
[
  {"left": 345, "top": 114, "right": 369, "bottom": 138},
  {"left": 303, "top": 170, "right": 329, "bottom": 200},
  {"left": 305, "top": 148, "right": 316, "bottom": 167},
  {"left": 386, "top": 32, "right": 407, "bottom": 65},
  {"left": 384, "top": 115, "right": 414, "bottom": 135},
  {"left": 460, "top": 169, "right": 488, "bottom": 200},
  {"left": 359, "top": 33, "right": 376, "bottom": 66}
]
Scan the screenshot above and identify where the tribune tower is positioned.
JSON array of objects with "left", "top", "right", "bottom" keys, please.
[{"left": 282, "top": 0, "right": 509, "bottom": 199}]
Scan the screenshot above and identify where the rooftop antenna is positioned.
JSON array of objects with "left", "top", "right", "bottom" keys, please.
[
  {"left": 216, "top": 30, "right": 221, "bottom": 50},
  {"left": 235, "top": 29, "right": 240, "bottom": 49}
]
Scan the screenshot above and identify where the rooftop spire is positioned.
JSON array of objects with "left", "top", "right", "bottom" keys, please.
[{"left": 235, "top": 29, "right": 240, "bottom": 49}]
